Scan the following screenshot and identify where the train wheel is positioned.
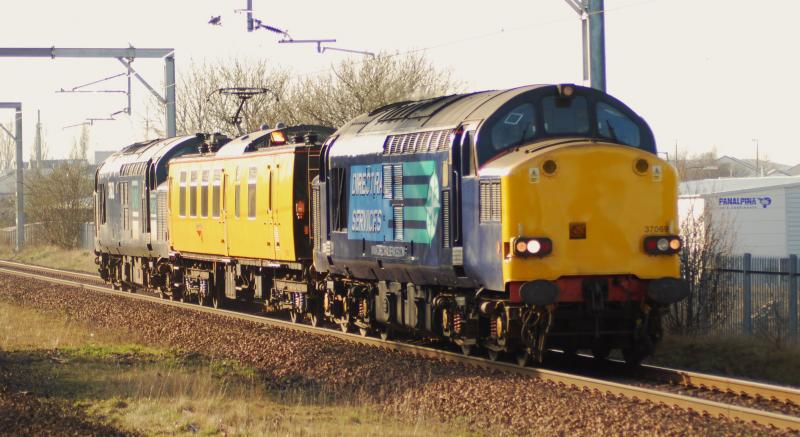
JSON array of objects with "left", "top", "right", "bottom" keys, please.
[
  {"left": 516, "top": 350, "right": 531, "bottom": 367},
  {"left": 339, "top": 321, "right": 350, "bottom": 333},
  {"left": 591, "top": 344, "right": 611, "bottom": 361},
  {"left": 487, "top": 349, "right": 500, "bottom": 362},
  {"left": 378, "top": 326, "right": 391, "bottom": 341},
  {"left": 460, "top": 345, "right": 472, "bottom": 356},
  {"left": 211, "top": 292, "right": 223, "bottom": 309},
  {"left": 622, "top": 348, "right": 645, "bottom": 367},
  {"left": 289, "top": 310, "right": 300, "bottom": 323},
  {"left": 358, "top": 327, "right": 369, "bottom": 337},
  {"left": 310, "top": 312, "right": 320, "bottom": 327}
]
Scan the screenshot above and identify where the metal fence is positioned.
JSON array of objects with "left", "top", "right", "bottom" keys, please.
[
  {"left": 0, "top": 222, "right": 95, "bottom": 250},
  {"left": 688, "top": 254, "right": 800, "bottom": 341}
]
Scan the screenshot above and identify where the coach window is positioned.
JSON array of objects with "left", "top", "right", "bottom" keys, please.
[
  {"left": 189, "top": 171, "right": 198, "bottom": 217},
  {"left": 234, "top": 167, "right": 241, "bottom": 218},
  {"left": 201, "top": 170, "right": 209, "bottom": 218},
  {"left": 596, "top": 102, "right": 641, "bottom": 148},
  {"left": 542, "top": 95, "right": 589, "bottom": 135},
  {"left": 179, "top": 172, "right": 187, "bottom": 217},
  {"left": 247, "top": 167, "right": 257, "bottom": 219},
  {"left": 121, "top": 182, "right": 130, "bottom": 231},
  {"left": 98, "top": 184, "right": 106, "bottom": 224},
  {"left": 212, "top": 169, "right": 221, "bottom": 218}
]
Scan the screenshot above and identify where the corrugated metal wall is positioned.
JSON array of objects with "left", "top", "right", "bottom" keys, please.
[{"left": 785, "top": 186, "right": 800, "bottom": 255}]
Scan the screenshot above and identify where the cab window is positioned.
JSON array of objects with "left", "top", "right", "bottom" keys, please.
[
  {"left": 596, "top": 102, "right": 641, "bottom": 148},
  {"left": 489, "top": 103, "right": 536, "bottom": 153},
  {"left": 542, "top": 96, "right": 589, "bottom": 134}
]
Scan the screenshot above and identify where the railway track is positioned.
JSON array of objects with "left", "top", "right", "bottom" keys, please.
[{"left": 0, "top": 259, "right": 798, "bottom": 431}]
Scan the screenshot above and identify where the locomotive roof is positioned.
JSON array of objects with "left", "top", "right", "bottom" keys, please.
[
  {"left": 337, "top": 85, "right": 547, "bottom": 137},
  {"left": 328, "top": 85, "right": 548, "bottom": 157},
  {"left": 328, "top": 84, "right": 653, "bottom": 158},
  {"left": 181, "top": 124, "right": 336, "bottom": 159},
  {"left": 97, "top": 135, "right": 201, "bottom": 177}
]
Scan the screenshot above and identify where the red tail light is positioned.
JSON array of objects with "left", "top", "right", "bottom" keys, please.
[{"left": 644, "top": 236, "right": 681, "bottom": 255}]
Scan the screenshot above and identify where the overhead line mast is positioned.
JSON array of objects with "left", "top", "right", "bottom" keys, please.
[{"left": 564, "top": 0, "right": 607, "bottom": 92}]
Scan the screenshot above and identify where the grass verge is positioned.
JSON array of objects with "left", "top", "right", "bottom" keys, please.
[
  {"left": 0, "top": 243, "right": 96, "bottom": 273},
  {"left": 0, "top": 302, "right": 474, "bottom": 436},
  {"left": 648, "top": 334, "right": 800, "bottom": 386}
]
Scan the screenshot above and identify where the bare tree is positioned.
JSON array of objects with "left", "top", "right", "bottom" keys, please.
[
  {"left": 70, "top": 124, "right": 90, "bottom": 160},
  {"left": 288, "top": 52, "right": 461, "bottom": 127},
  {"left": 24, "top": 160, "right": 93, "bottom": 248},
  {"left": 145, "top": 58, "right": 294, "bottom": 137},
  {"left": 0, "top": 119, "right": 16, "bottom": 172},
  {"left": 145, "top": 53, "right": 459, "bottom": 137},
  {"left": 674, "top": 147, "right": 721, "bottom": 181},
  {"left": 666, "top": 199, "right": 733, "bottom": 334}
]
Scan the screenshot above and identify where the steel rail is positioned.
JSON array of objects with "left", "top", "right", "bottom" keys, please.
[
  {"left": 638, "top": 364, "right": 800, "bottom": 407},
  {"left": 0, "top": 261, "right": 798, "bottom": 431},
  {"left": 0, "top": 259, "right": 100, "bottom": 281}
]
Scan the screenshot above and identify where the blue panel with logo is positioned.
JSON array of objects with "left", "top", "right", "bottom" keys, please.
[
  {"left": 347, "top": 160, "right": 440, "bottom": 245},
  {"left": 348, "top": 164, "right": 393, "bottom": 241}
]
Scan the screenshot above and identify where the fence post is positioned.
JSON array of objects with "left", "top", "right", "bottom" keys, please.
[
  {"left": 790, "top": 254, "right": 798, "bottom": 341},
  {"left": 743, "top": 253, "right": 752, "bottom": 335}
]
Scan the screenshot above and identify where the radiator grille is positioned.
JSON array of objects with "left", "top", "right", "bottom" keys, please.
[
  {"left": 393, "top": 206, "right": 404, "bottom": 241},
  {"left": 312, "top": 186, "right": 321, "bottom": 251},
  {"left": 157, "top": 190, "right": 168, "bottom": 241},
  {"left": 392, "top": 165, "right": 403, "bottom": 200},
  {"left": 479, "top": 180, "right": 501, "bottom": 222},
  {"left": 383, "top": 129, "right": 452, "bottom": 155},
  {"left": 441, "top": 190, "right": 450, "bottom": 248},
  {"left": 383, "top": 165, "right": 393, "bottom": 199}
]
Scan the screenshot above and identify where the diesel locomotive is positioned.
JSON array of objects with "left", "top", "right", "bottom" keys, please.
[{"left": 95, "top": 84, "right": 688, "bottom": 365}]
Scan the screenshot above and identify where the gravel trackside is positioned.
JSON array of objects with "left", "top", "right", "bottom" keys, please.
[{"left": 0, "top": 274, "right": 794, "bottom": 436}]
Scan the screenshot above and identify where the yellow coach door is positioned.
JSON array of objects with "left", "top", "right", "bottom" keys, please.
[
  {"left": 272, "top": 153, "right": 296, "bottom": 261},
  {"left": 206, "top": 168, "right": 226, "bottom": 256},
  {"left": 264, "top": 161, "right": 278, "bottom": 260}
]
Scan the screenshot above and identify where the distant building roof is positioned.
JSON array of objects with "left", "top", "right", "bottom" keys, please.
[{"left": 680, "top": 176, "right": 800, "bottom": 196}]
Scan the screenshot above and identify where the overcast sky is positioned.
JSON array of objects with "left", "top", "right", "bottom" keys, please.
[{"left": 2, "top": 0, "right": 798, "bottom": 165}]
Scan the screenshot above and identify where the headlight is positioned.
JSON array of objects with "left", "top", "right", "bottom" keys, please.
[
  {"left": 513, "top": 237, "right": 553, "bottom": 257},
  {"left": 644, "top": 236, "right": 681, "bottom": 255}
]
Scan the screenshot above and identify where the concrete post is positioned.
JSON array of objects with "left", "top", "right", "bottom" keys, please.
[
  {"left": 588, "top": 0, "right": 607, "bottom": 92},
  {"left": 165, "top": 54, "right": 176, "bottom": 137},
  {"left": 15, "top": 106, "right": 24, "bottom": 251}
]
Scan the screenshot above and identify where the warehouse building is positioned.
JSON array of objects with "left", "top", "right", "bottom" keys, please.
[{"left": 680, "top": 177, "right": 800, "bottom": 256}]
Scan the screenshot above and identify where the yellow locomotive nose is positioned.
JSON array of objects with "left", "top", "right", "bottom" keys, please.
[{"left": 499, "top": 142, "right": 680, "bottom": 286}]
